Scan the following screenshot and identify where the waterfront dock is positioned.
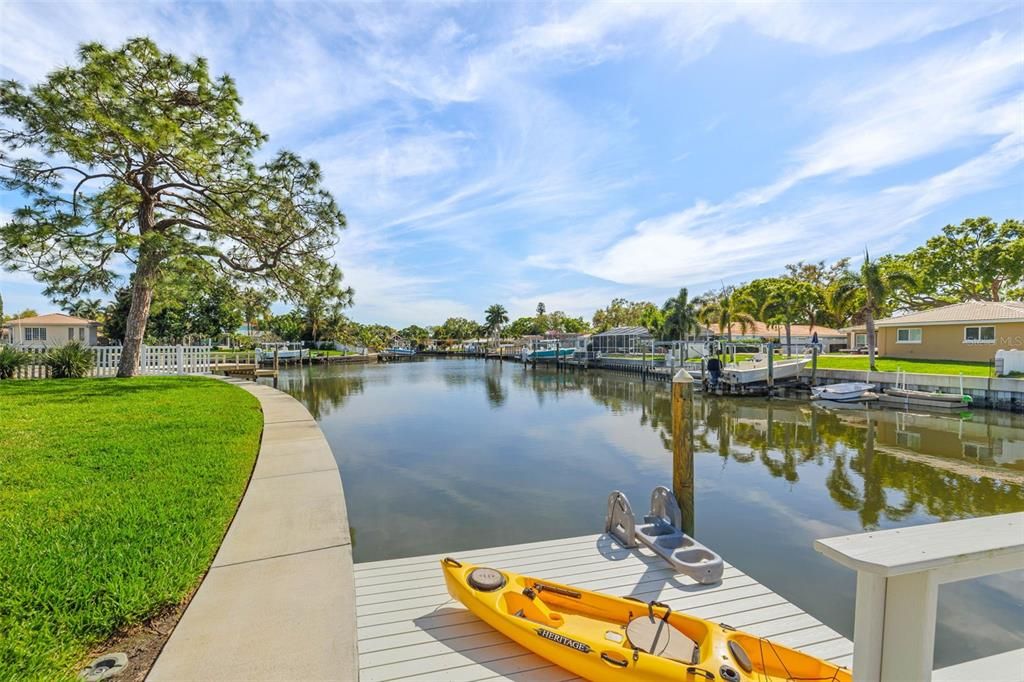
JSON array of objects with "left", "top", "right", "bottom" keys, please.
[{"left": 354, "top": 533, "right": 853, "bottom": 681}]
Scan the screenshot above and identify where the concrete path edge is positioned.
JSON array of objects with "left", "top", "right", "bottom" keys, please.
[{"left": 148, "top": 376, "right": 358, "bottom": 681}]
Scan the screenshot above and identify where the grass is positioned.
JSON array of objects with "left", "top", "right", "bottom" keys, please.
[
  {"left": 310, "top": 349, "right": 359, "bottom": 357},
  {"left": 718, "top": 353, "right": 999, "bottom": 377},
  {"left": 0, "top": 377, "right": 262, "bottom": 680},
  {"left": 813, "top": 355, "right": 994, "bottom": 377}
]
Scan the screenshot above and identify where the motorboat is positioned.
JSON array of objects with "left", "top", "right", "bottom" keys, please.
[
  {"left": 720, "top": 355, "right": 809, "bottom": 385},
  {"left": 811, "top": 382, "right": 876, "bottom": 402},
  {"left": 527, "top": 346, "right": 576, "bottom": 360},
  {"left": 255, "top": 343, "right": 308, "bottom": 361}
]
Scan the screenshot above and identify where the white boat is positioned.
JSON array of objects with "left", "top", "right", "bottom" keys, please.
[
  {"left": 812, "top": 382, "right": 876, "bottom": 402},
  {"left": 256, "top": 343, "right": 309, "bottom": 361},
  {"left": 527, "top": 346, "right": 575, "bottom": 360},
  {"left": 720, "top": 356, "right": 809, "bottom": 385}
]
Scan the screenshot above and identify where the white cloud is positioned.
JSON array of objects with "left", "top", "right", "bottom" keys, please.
[
  {"left": 1, "top": 1, "right": 1019, "bottom": 323},
  {"left": 305, "top": 126, "right": 472, "bottom": 214},
  {"left": 339, "top": 262, "right": 475, "bottom": 326},
  {"left": 505, "top": 285, "right": 646, "bottom": 320},
  {"left": 789, "top": 31, "right": 1021, "bottom": 183},
  {"left": 540, "top": 31, "right": 1024, "bottom": 287},
  {"left": 564, "top": 129, "right": 1022, "bottom": 288}
]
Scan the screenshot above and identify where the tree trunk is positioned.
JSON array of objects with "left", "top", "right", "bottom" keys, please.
[
  {"left": 785, "top": 322, "right": 792, "bottom": 357},
  {"left": 866, "top": 308, "right": 877, "bottom": 372},
  {"left": 117, "top": 251, "right": 160, "bottom": 377}
]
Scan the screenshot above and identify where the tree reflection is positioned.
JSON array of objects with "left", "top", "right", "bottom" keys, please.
[
  {"left": 279, "top": 369, "right": 366, "bottom": 420},
  {"left": 485, "top": 371, "right": 507, "bottom": 408},
  {"left": 565, "top": 370, "right": 1024, "bottom": 531}
]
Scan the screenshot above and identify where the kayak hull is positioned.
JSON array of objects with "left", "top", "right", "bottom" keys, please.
[{"left": 441, "top": 559, "right": 851, "bottom": 682}]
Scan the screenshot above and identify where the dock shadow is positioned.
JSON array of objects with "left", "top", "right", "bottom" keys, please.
[
  {"left": 412, "top": 606, "right": 550, "bottom": 678},
  {"left": 595, "top": 533, "right": 721, "bottom": 599}
]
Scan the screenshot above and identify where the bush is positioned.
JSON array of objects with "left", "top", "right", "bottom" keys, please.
[
  {"left": 43, "top": 342, "right": 95, "bottom": 379},
  {"left": 232, "top": 334, "right": 258, "bottom": 351},
  {"left": 0, "top": 346, "right": 31, "bottom": 379}
]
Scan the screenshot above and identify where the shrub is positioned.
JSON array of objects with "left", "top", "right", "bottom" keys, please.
[
  {"left": 43, "top": 342, "right": 95, "bottom": 379},
  {"left": 0, "top": 346, "right": 31, "bottom": 379},
  {"left": 232, "top": 334, "right": 258, "bottom": 351}
]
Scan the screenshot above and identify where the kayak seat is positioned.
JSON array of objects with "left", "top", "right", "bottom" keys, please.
[{"left": 626, "top": 616, "right": 699, "bottom": 664}]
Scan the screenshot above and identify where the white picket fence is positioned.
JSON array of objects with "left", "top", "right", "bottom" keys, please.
[{"left": 10, "top": 345, "right": 212, "bottom": 379}]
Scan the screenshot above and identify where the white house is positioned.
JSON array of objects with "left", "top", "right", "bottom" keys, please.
[{"left": 3, "top": 313, "right": 100, "bottom": 348}]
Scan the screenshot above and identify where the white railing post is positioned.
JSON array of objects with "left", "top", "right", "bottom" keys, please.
[
  {"left": 851, "top": 572, "right": 886, "bottom": 681},
  {"left": 816, "top": 513, "right": 1024, "bottom": 682},
  {"left": 177, "top": 345, "right": 184, "bottom": 375},
  {"left": 880, "top": 571, "right": 938, "bottom": 681}
]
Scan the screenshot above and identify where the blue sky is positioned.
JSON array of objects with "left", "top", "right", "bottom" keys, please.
[{"left": 1, "top": 1, "right": 1021, "bottom": 326}]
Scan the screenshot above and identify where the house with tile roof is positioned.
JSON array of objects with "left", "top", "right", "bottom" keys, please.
[
  {"left": 2, "top": 313, "right": 100, "bottom": 348},
  {"left": 716, "top": 320, "right": 847, "bottom": 352},
  {"left": 843, "top": 301, "right": 1024, "bottom": 362}
]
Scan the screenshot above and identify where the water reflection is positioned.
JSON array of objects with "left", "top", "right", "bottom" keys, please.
[
  {"left": 278, "top": 365, "right": 368, "bottom": 419},
  {"left": 275, "top": 359, "right": 1024, "bottom": 667}
]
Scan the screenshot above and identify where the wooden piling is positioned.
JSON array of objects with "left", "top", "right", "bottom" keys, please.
[{"left": 671, "top": 369, "right": 695, "bottom": 537}]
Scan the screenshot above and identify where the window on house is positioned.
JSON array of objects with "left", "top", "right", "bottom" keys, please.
[
  {"left": 896, "top": 328, "right": 922, "bottom": 343},
  {"left": 855, "top": 333, "right": 867, "bottom": 347},
  {"left": 964, "top": 326, "right": 995, "bottom": 343},
  {"left": 79, "top": 327, "right": 86, "bottom": 341},
  {"left": 68, "top": 328, "right": 74, "bottom": 340},
  {"left": 25, "top": 327, "right": 47, "bottom": 341}
]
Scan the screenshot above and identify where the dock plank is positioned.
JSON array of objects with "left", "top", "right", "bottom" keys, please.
[{"left": 355, "top": 534, "right": 852, "bottom": 680}]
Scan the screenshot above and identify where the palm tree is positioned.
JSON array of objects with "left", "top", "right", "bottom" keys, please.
[
  {"left": 697, "top": 289, "right": 756, "bottom": 344},
  {"left": 831, "top": 250, "right": 917, "bottom": 371},
  {"left": 63, "top": 298, "right": 103, "bottom": 321},
  {"left": 759, "top": 279, "right": 817, "bottom": 357},
  {"left": 823, "top": 281, "right": 861, "bottom": 329},
  {"left": 484, "top": 304, "right": 509, "bottom": 343},
  {"left": 661, "top": 288, "right": 700, "bottom": 342}
]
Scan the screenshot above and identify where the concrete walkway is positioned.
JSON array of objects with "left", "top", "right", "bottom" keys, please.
[{"left": 149, "top": 377, "right": 357, "bottom": 681}]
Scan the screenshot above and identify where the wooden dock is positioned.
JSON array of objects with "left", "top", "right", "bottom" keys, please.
[{"left": 354, "top": 533, "right": 852, "bottom": 681}]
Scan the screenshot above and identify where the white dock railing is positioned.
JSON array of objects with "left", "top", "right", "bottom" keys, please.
[
  {"left": 815, "top": 513, "right": 1024, "bottom": 681},
  {"left": 12, "top": 345, "right": 212, "bottom": 378}
]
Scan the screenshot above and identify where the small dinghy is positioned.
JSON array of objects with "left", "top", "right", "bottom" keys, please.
[
  {"left": 441, "top": 559, "right": 852, "bottom": 682},
  {"left": 811, "top": 382, "right": 876, "bottom": 402}
]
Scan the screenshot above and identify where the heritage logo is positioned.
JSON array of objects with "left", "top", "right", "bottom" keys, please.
[{"left": 536, "top": 628, "right": 592, "bottom": 653}]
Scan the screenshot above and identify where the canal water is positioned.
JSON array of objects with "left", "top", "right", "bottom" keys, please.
[{"left": 278, "top": 357, "right": 1024, "bottom": 668}]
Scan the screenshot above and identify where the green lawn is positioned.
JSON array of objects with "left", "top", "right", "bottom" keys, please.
[
  {"left": 720, "top": 353, "right": 996, "bottom": 377},
  {"left": 310, "top": 349, "right": 360, "bottom": 357},
  {"left": 814, "top": 355, "right": 994, "bottom": 377},
  {"left": 0, "top": 377, "right": 263, "bottom": 679}
]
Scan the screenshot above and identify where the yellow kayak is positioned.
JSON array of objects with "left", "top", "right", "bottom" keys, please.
[{"left": 441, "top": 558, "right": 851, "bottom": 682}]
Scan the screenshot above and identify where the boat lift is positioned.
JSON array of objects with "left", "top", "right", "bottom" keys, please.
[{"left": 605, "top": 486, "right": 724, "bottom": 584}]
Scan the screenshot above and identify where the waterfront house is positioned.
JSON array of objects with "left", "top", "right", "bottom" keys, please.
[
  {"left": 718, "top": 321, "right": 846, "bottom": 352},
  {"left": 2, "top": 313, "right": 100, "bottom": 348},
  {"left": 843, "top": 301, "right": 1024, "bottom": 362}
]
